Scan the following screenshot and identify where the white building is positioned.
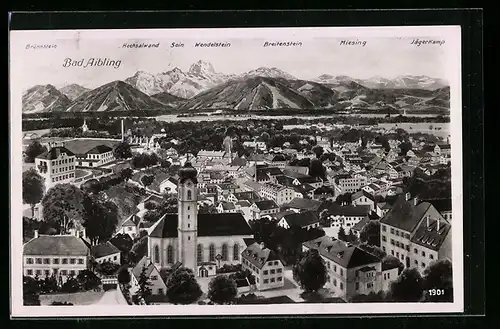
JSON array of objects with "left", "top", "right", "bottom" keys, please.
[
  {"left": 35, "top": 146, "right": 77, "bottom": 189},
  {"left": 259, "top": 182, "right": 295, "bottom": 206},
  {"left": 241, "top": 242, "right": 285, "bottom": 291},
  {"left": 91, "top": 241, "right": 121, "bottom": 265}
]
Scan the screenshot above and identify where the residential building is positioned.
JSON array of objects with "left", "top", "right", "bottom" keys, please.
[
  {"left": 91, "top": 241, "right": 121, "bottom": 265},
  {"left": 159, "top": 176, "right": 178, "bottom": 195},
  {"left": 251, "top": 200, "right": 280, "bottom": 220},
  {"left": 303, "top": 236, "right": 395, "bottom": 301},
  {"left": 277, "top": 211, "right": 321, "bottom": 230},
  {"left": 76, "top": 145, "right": 115, "bottom": 167},
  {"left": 259, "top": 182, "right": 295, "bottom": 206},
  {"left": 336, "top": 175, "right": 368, "bottom": 194},
  {"left": 130, "top": 256, "right": 167, "bottom": 296},
  {"left": 351, "top": 190, "right": 376, "bottom": 212},
  {"left": 281, "top": 197, "right": 324, "bottom": 214},
  {"left": 23, "top": 229, "right": 89, "bottom": 284},
  {"left": 217, "top": 201, "right": 238, "bottom": 213},
  {"left": 424, "top": 198, "right": 452, "bottom": 221},
  {"left": 35, "top": 146, "right": 77, "bottom": 189},
  {"left": 116, "top": 214, "right": 140, "bottom": 239},
  {"left": 327, "top": 205, "right": 371, "bottom": 239},
  {"left": 379, "top": 193, "right": 451, "bottom": 271},
  {"left": 241, "top": 242, "right": 285, "bottom": 291}
]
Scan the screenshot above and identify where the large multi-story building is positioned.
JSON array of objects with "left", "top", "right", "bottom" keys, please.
[
  {"left": 23, "top": 229, "right": 89, "bottom": 284},
  {"left": 259, "top": 182, "right": 295, "bottom": 206},
  {"left": 76, "top": 145, "right": 115, "bottom": 167},
  {"left": 379, "top": 193, "right": 452, "bottom": 272},
  {"left": 336, "top": 175, "right": 368, "bottom": 194},
  {"left": 241, "top": 242, "right": 285, "bottom": 291},
  {"left": 35, "top": 146, "right": 77, "bottom": 189},
  {"left": 251, "top": 200, "right": 280, "bottom": 220},
  {"left": 302, "top": 236, "right": 397, "bottom": 301}
]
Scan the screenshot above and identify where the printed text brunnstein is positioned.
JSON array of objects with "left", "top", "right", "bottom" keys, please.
[{"left": 62, "top": 58, "right": 122, "bottom": 69}]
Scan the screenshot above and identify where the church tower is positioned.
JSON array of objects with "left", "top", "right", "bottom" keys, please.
[{"left": 177, "top": 161, "right": 198, "bottom": 272}]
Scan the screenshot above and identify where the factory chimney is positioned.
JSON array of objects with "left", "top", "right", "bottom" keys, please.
[{"left": 121, "top": 119, "right": 124, "bottom": 142}]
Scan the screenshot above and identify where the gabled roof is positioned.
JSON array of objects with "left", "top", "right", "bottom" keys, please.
[
  {"left": 91, "top": 241, "right": 120, "bottom": 258},
  {"left": 253, "top": 200, "right": 279, "bottom": 211},
  {"left": 149, "top": 213, "right": 253, "bottom": 238},
  {"left": 352, "top": 190, "right": 375, "bottom": 202},
  {"left": 232, "top": 191, "right": 261, "bottom": 202},
  {"left": 219, "top": 201, "right": 236, "bottom": 210},
  {"left": 132, "top": 256, "right": 157, "bottom": 279},
  {"left": 351, "top": 217, "right": 370, "bottom": 232},
  {"left": 24, "top": 235, "right": 89, "bottom": 256},
  {"left": 282, "top": 211, "right": 320, "bottom": 228},
  {"left": 36, "top": 146, "right": 75, "bottom": 160},
  {"left": 87, "top": 145, "right": 113, "bottom": 154},
  {"left": 63, "top": 139, "right": 120, "bottom": 155},
  {"left": 236, "top": 200, "right": 251, "bottom": 207},
  {"left": 282, "top": 168, "right": 309, "bottom": 179},
  {"left": 410, "top": 218, "right": 451, "bottom": 251},
  {"left": 423, "top": 198, "right": 452, "bottom": 213},
  {"left": 283, "top": 198, "right": 323, "bottom": 211},
  {"left": 380, "top": 195, "right": 434, "bottom": 232},
  {"left": 329, "top": 204, "right": 370, "bottom": 217},
  {"left": 241, "top": 242, "right": 281, "bottom": 269},
  {"left": 303, "top": 236, "right": 380, "bottom": 269}
]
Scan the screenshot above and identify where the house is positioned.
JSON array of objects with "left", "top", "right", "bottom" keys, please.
[
  {"left": 379, "top": 193, "right": 451, "bottom": 271},
  {"left": 375, "top": 202, "right": 392, "bottom": 218},
  {"left": 130, "top": 256, "right": 167, "bottom": 296},
  {"left": 327, "top": 205, "right": 371, "bottom": 239},
  {"left": 336, "top": 175, "right": 368, "bottom": 194},
  {"left": 23, "top": 228, "right": 89, "bottom": 284},
  {"left": 197, "top": 150, "right": 226, "bottom": 160},
  {"left": 302, "top": 236, "right": 389, "bottom": 301},
  {"left": 35, "top": 146, "right": 77, "bottom": 189},
  {"left": 434, "top": 143, "right": 451, "bottom": 156},
  {"left": 259, "top": 182, "right": 295, "bottom": 206},
  {"left": 264, "top": 154, "right": 288, "bottom": 168},
  {"left": 350, "top": 217, "right": 370, "bottom": 238},
  {"left": 282, "top": 197, "right": 324, "bottom": 214},
  {"left": 381, "top": 261, "right": 400, "bottom": 292},
  {"left": 227, "top": 191, "right": 261, "bottom": 204},
  {"left": 76, "top": 145, "right": 115, "bottom": 167},
  {"left": 91, "top": 241, "right": 121, "bottom": 265},
  {"left": 217, "top": 201, "right": 238, "bottom": 213},
  {"left": 116, "top": 214, "right": 140, "bottom": 239},
  {"left": 277, "top": 211, "right": 321, "bottom": 230},
  {"left": 241, "top": 242, "right": 285, "bottom": 291},
  {"left": 424, "top": 198, "right": 452, "bottom": 221},
  {"left": 159, "top": 176, "right": 178, "bottom": 194},
  {"left": 251, "top": 200, "right": 280, "bottom": 220},
  {"left": 351, "top": 190, "right": 376, "bottom": 212},
  {"left": 235, "top": 200, "right": 253, "bottom": 222}
]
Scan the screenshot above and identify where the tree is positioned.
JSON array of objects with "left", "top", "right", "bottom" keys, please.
[
  {"left": 309, "top": 158, "right": 326, "bottom": 180},
  {"left": 61, "top": 276, "right": 80, "bottom": 293},
  {"left": 350, "top": 291, "right": 386, "bottom": 303},
  {"left": 359, "top": 221, "right": 381, "bottom": 246},
  {"left": 113, "top": 141, "right": 133, "bottom": 159},
  {"left": 293, "top": 249, "right": 327, "bottom": 293},
  {"left": 81, "top": 193, "right": 119, "bottom": 245},
  {"left": 120, "top": 168, "right": 134, "bottom": 182},
  {"left": 207, "top": 275, "right": 238, "bottom": 305},
  {"left": 41, "top": 184, "right": 84, "bottom": 234},
  {"left": 312, "top": 145, "right": 324, "bottom": 158},
  {"left": 338, "top": 226, "right": 347, "bottom": 241},
  {"left": 77, "top": 270, "right": 101, "bottom": 291},
  {"left": 137, "top": 264, "right": 153, "bottom": 303},
  {"left": 319, "top": 209, "right": 331, "bottom": 227},
  {"left": 23, "top": 276, "right": 41, "bottom": 305},
  {"left": 144, "top": 200, "right": 158, "bottom": 211},
  {"left": 22, "top": 169, "right": 45, "bottom": 218},
  {"left": 259, "top": 132, "right": 271, "bottom": 143},
  {"left": 423, "top": 259, "right": 453, "bottom": 302},
  {"left": 96, "top": 261, "right": 120, "bottom": 276},
  {"left": 166, "top": 267, "right": 203, "bottom": 304},
  {"left": 24, "top": 141, "right": 47, "bottom": 163},
  {"left": 389, "top": 268, "right": 424, "bottom": 302},
  {"left": 80, "top": 179, "right": 102, "bottom": 194},
  {"left": 141, "top": 174, "right": 154, "bottom": 188},
  {"left": 118, "top": 268, "right": 131, "bottom": 284}
]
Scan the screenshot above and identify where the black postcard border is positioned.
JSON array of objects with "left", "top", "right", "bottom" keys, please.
[{"left": 7, "top": 9, "right": 485, "bottom": 325}]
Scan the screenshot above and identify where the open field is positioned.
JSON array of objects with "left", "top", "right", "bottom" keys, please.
[{"left": 39, "top": 290, "right": 105, "bottom": 306}]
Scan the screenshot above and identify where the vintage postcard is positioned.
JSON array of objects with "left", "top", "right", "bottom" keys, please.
[{"left": 9, "top": 26, "right": 463, "bottom": 317}]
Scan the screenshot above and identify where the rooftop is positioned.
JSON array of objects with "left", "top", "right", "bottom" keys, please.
[
  {"left": 282, "top": 197, "right": 323, "bottom": 212},
  {"left": 380, "top": 195, "right": 434, "bottom": 232},
  {"left": 410, "top": 218, "right": 451, "bottom": 251},
  {"left": 254, "top": 200, "right": 279, "bottom": 211},
  {"left": 63, "top": 139, "right": 120, "bottom": 156},
  {"left": 241, "top": 242, "right": 281, "bottom": 269},
  {"left": 282, "top": 211, "right": 320, "bottom": 228},
  {"left": 36, "top": 146, "right": 75, "bottom": 160},
  {"left": 24, "top": 235, "right": 89, "bottom": 256},
  {"left": 329, "top": 204, "right": 371, "bottom": 217},
  {"left": 91, "top": 241, "right": 120, "bottom": 258}
]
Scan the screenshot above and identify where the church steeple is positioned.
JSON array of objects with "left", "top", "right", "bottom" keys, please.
[
  {"left": 177, "top": 161, "right": 198, "bottom": 272},
  {"left": 82, "top": 119, "right": 89, "bottom": 133}
]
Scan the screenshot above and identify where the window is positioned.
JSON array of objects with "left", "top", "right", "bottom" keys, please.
[
  {"left": 78, "top": 259, "right": 84, "bottom": 264},
  {"left": 396, "top": 252, "right": 399, "bottom": 258},
  {"left": 367, "top": 282, "right": 374, "bottom": 289},
  {"left": 390, "top": 239, "right": 395, "bottom": 245},
  {"left": 61, "top": 270, "right": 67, "bottom": 275},
  {"left": 70, "top": 258, "right": 76, "bottom": 264},
  {"left": 153, "top": 245, "right": 160, "bottom": 263},
  {"left": 382, "top": 225, "right": 387, "bottom": 232},
  {"left": 340, "top": 268, "right": 344, "bottom": 276},
  {"left": 396, "top": 231, "right": 400, "bottom": 236},
  {"left": 334, "top": 265, "right": 337, "bottom": 272},
  {"left": 421, "top": 251, "right": 426, "bottom": 257},
  {"left": 27, "top": 269, "right": 33, "bottom": 275},
  {"left": 277, "top": 268, "right": 282, "bottom": 273},
  {"left": 270, "top": 269, "right": 276, "bottom": 274},
  {"left": 382, "top": 235, "right": 387, "bottom": 242},
  {"left": 414, "top": 260, "right": 418, "bottom": 265},
  {"left": 430, "top": 254, "right": 434, "bottom": 260},
  {"left": 44, "top": 270, "right": 50, "bottom": 276},
  {"left": 333, "top": 279, "right": 337, "bottom": 286},
  {"left": 221, "top": 244, "right": 228, "bottom": 261},
  {"left": 278, "top": 277, "right": 282, "bottom": 282},
  {"left": 421, "top": 262, "right": 426, "bottom": 268},
  {"left": 70, "top": 270, "right": 75, "bottom": 276},
  {"left": 187, "top": 190, "right": 192, "bottom": 200},
  {"left": 414, "top": 248, "right": 418, "bottom": 254},
  {"left": 35, "top": 258, "right": 42, "bottom": 264},
  {"left": 26, "top": 258, "right": 33, "bottom": 264},
  {"left": 391, "top": 250, "right": 394, "bottom": 256},
  {"left": 263, "top": 279, "right": 269, "bottom": 284},
  {"left": 355, "top": 282, "right": 359, "bottom": 290},
  {"left": 382, "top": 246, "right": 386, "bottom": 252},
  {"left": 158, "top": 288, "right": 164, "bottom": 295},
  {"left": 263, "top": 270, "right": 269, "bottom": 275},
  {"left": 167, "top": 245, "right": 174, "bottom": 264},
  {"left": 62, "top": 258, "right": 68, "bottom": 264},
  {"left": 197, "top": 244, "right": 204, "bottom": 263},
  {"left": 387, "top": 273, "right": 391, "bottom": 279},
  {"left": 256, "top": 278, "right": 259, "bottom": 283},
  {"left": 340, "top": 282, "right": 344, "bottom": 290},
  {"left": 209, "top": 244, "right": 216, "bottom": 261},
  {"left": 233, "top": 244, "right": 239, "bottom": 261},
  {"left": 390, "top": 228, "right": 395, "bottom": 234},
  {"left": 36, "top": 270, "right": 42, "bottom": 275},
  {"left": 406, "top": 245, "right": 410, "bottom": 252},
  {"left": 53, "top": 258, "right": 59, "bottom": 264},
  {"left": 151, "top": 275, "right": 158, "bottom": 281}
]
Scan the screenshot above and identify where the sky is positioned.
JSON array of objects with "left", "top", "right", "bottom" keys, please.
[{"left": 10, "top": 28, "right": 458, "bottom": 90}]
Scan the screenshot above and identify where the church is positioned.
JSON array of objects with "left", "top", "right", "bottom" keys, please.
[{"left": 147, "top": 162, "right": 254, "bottom": 277}]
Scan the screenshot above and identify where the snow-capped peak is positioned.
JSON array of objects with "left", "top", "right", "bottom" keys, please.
[{"left": 188, "top": 60, "right": 215, "bottom": 76}]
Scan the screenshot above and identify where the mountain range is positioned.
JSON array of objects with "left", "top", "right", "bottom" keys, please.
[{"left": 22, "top": 60, "right": 450, "bottom": 113}]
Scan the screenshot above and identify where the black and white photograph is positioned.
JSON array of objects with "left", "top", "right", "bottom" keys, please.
[{"left": 9, "top": 26, "right": 463, "bottom": 316}]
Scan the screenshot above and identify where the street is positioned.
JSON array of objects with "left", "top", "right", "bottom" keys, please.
[{"left": 94, "top": 288, "right": 129, "bottom": 305}]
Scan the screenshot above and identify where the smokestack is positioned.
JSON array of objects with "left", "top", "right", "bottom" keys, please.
[
  {"left": 34, "top": 230, "right": 39, "bottom": 239},
  {"left": 426, "top": 215, "right": 430, "bottom": 230},
  {"left": 436, "top": 219, "right": 440, "bottom": 232}
]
